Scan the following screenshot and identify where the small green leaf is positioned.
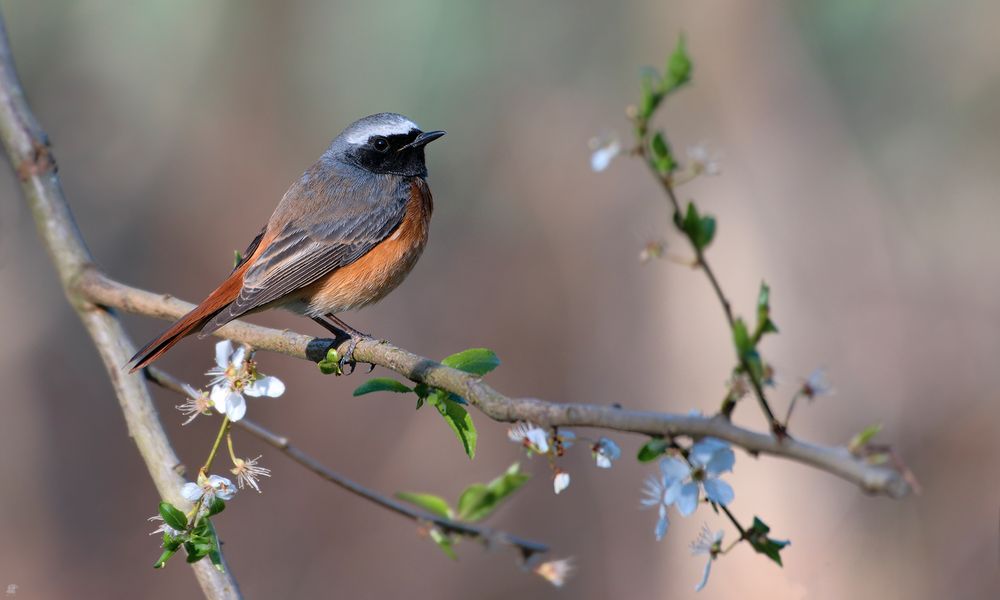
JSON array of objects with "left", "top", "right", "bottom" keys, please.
[
  {"left": 429, "top": 529, "right": 458, "bottom": 560},
  {"left": 395, "top": 492, "right": 454, "bottom": 520},
  {"left": 317, "top": 348, "right": 342, "bottom": 375},
  {"left": 158, "top": 502, "right": 188, "bottom": 531},
  {"left": 695, "top": 214, "right": 716, "bottom": 250},
  {"left": 415, "top": 396, "right": 424, "bottom": 410},
  {"left": 456, "top": 463, "right": 530, "bottom": 522},
  {"left": 153, "top": 548, "right": 177, "bottom": 569},
  {"left": 848, "top": 423, "right": 883, "bottom": 454},
  {"left": 637, "top": 438, "right": 670, "bottom": 462},
  {"left": 441, "top": 348, "right": 500, "bottom": 376},
  {"left": 754, "top": 281, "right": 779, "bottom": 340},
  {"left": 748, "top": 516, "right": 790, "bottom": 566},
  {"left": 206, "top": 497, "right": 226, "bottom": 517},
  {"left": 456, "top": 484, "right": 490, "bottom": 522},
  {"left": 233, "top": 250, "right": 243, "bottom": 269},
  {"left": 184, "top": 540, "right": 209, "bottom": 563},
  {"left": 638, "top": 66, "right": 663, "bottom": 120},
  {"left": 650, "top": 131, "right": 677, "bottom": 174},
  {"left": 732, "top": 318, "right": 753, "bottom": 357},
  {"left": 353, "top": 378, "right": 413, "bottom": 396},
  {"left": 676, "top": 202, "right": 716, "bottom": 250},
  {"left": 663, "top": 34, "right": 692, "bottom": 92},
  {"left": 426, "top": 390, "right": 478, "bottom": 459}
]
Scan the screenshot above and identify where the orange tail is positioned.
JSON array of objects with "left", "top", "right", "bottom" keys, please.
[{"left": 128, "top": 268, "right": 248, "bottom": 373}]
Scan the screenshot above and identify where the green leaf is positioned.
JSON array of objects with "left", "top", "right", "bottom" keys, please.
[
  {"left": 677, "top": 202, "right": 715, "bottom": 250},
  {"left": 694, "top": 214, "right": 716, "bottom": 250},
  {"left": 317, "top": 348, "right": 342, "bottom": 375},
  {"left": 158, "top": 502, "right": 188, "bottom": 531},
  {"left": 206, "top": 497, "right": 226, "bottom": 517},
  {"left": 732, "top": 318, "right": 753, "bottom": 357},
  {"left": 638, "top": 66, "right": 663, "bottom": 120},
  {"left": 754, "top": 281, "right": 779, "bottom": 340},
  {"left": 650, "top": 131, "right": 677, "bottom": 174},
  {"left": 395, "top": 492, "right": 454, "bottom": 520},
  {"left": 426, "top": 390, "right": 478, "bottom": 459},
  {"left": 153, "top": 547, "right": 177, "bottom": 569},
  {"left": 233, "top": 249, "right": 243, "bottom": 269},
  {"left": 848, "top": 423, "right": 882, "bottom": 454},
  {"left": 184, "top": 541, "right": 209, "bottom": 563},
  {"left": 441, "top": 348, "right": 500, "bottom": 376},
  {"left": 456, "top": 484, "right": 490, "bottom": 522},
  {"left": 664, "top": 34, "right": 692, "bottom": 92},
  {"left": 637, "top": 438, "right": 670, "bottom": 462},
  {"left": 205, "top": 520, "right": 226, "bottom": 573},
  {"left": 353, "top": 378, "right": 413, "bottom": 396},
  {"left": 748, "top": 516, "right": 790, "bottom": 566},
  {"left": 456, "top": 463, "right": 530, "bottom": 522},
  {"left": 429, "top": 528, "right": 458, "bottom": 560}
]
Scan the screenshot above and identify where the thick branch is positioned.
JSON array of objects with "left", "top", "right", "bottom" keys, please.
[
  {"left": 0, "top": 13, "right": 240, "bottom": 599},
  {"left": 145, "top": 367, "right": 549, "bottom": 561},
  {"left": 75, "top": 269, "right": 911, "bottom": 499}
]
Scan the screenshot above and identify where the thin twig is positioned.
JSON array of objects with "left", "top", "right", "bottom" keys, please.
[
  {"left": 635, "top": 141, "right": 783, "bottom": 435},
  {"left": 144, "top": 367, "right": 550, "bottom": 561},
  {"left": 73, "top": 268, "right": 911, "bottom": 498},
  {"left": 0, "top": 11, "right": 241, "bottom": 598}
]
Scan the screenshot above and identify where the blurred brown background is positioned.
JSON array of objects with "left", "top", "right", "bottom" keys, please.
[{"left": 1, "top": 1, "right": 998, "bottom": 598}]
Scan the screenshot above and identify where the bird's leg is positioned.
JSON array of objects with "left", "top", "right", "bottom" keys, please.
[{"left": 311, "top": 314, "right": 371, "bottom": 374}]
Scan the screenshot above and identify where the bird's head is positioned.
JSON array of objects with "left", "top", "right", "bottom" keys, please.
[{"left": 327, "top": 112, "right": 445, "bottom": 177}]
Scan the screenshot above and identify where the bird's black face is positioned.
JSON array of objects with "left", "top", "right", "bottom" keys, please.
[{"left": 347, "top": 129, "right": 446, "bottom": 177}]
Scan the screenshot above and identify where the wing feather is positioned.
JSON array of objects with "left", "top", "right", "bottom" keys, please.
[{"left": 200, "top": 169, "right": 410, "bottom": 335}]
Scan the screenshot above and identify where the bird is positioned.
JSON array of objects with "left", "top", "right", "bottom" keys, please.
[{"left": 128, "top": 112, "right": 445, "bottom": 373}]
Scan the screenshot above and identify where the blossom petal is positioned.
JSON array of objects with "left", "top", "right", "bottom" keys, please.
[
  {"left": 210, "top": 385, "right": 230, "bottom": 412},
  {"left": 675, "top": 482, "right": 700, "bottom": 517},
  {"left": 214, "top": 340, "right": 233, "bottom": 370},
  {"left": 702, "top": 478, "right": 734, "bottom": 505},
  {"left": 225, "top": 393, "right": 246, "bottom": 422},
  {"left": 705, "top": 446, "right": 735, "bottom": 475},
  {"left": 695, "top": 557, "right": 713, "bottom": 592},
  {"left": 245, "top": 376, "right": 285, "bottom": 398},
  {"left": 181, "top": 482, "right": 203, "bottom": 502},
  {"left": 527, "top": 429, "right": 550, "bottom": 454},
  {"left": 655, "top": 504, "right": 669, "bottom": 541},
  {"left": 590, "top": 141, "right": 620, "bottom": 172},
  {"left": 660, "top": 457, "right": 690, "bottom": 482},
  {"left": 230, "top": 346, "right": 246, "bottom": 370},
  {"left": 553, "top": 472, "right": 571, "bottom": 494},
  {"left": 663, "top": 479, "right": 685, "bottom": 506},
  {"left": 690, "top": 438, "right": 728, "bottom": 466}
]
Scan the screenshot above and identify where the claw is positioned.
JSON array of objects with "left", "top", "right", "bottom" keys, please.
[{"left": 338, "top": 335, "right": 361, "bottom": 375}]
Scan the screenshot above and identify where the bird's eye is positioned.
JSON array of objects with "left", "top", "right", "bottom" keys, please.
[{"left": 371, "top": 136, "right": 390, "bottom": 152}]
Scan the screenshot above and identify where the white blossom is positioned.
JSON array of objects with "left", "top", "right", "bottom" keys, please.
[
  {"left": 534, "top": 557, "right": 574, "bottom": 587},
  {"left": 553, "top": 470, "right": 571, "bottom": 494},
  {"left": 690, "top": 524, "right": 724, "bottom": 592},
  {"left": 231, "top": 455, "right": 271, "bottom": 493},
  {"left": 507, "top": 422, "right": 550, "bottom": 454},
  {"left": 205, "top": 340, "right": 284, "bottom": 422}
]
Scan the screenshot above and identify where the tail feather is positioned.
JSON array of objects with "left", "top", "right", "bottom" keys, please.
[
  {"left": 128, "top": 305, "right": 222, "bottom": 373},
  {"left": 128, "top": 266, "right": 252, "bottom": 373}
]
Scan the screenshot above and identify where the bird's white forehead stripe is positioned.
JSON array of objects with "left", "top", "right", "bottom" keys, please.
[{"left": 344, "top": 119, "right": 419, "bottom": 144}]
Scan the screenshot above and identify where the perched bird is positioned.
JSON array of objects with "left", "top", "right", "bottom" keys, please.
[{"left": 129, "top": 112, "right": 444, "bottom": 372}]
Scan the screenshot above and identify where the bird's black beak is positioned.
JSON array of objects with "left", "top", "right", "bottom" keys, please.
[{"left": 400, "top": 130, "right": 446, "bottom": 151}]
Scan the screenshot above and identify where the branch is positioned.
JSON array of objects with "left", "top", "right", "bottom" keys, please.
[
  {"left": 0, "top": 13, "right": 241, "bottom": 599},
  {"left": 144, "top": 367, "right": 550, "bottom": 561},
  {"left": 74, "top": 269, "right": 911, "bottom": 499}
]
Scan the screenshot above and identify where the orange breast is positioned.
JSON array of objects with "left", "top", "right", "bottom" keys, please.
[{"left": 299, "top": 179, "right": 432, "bottom": 315}]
